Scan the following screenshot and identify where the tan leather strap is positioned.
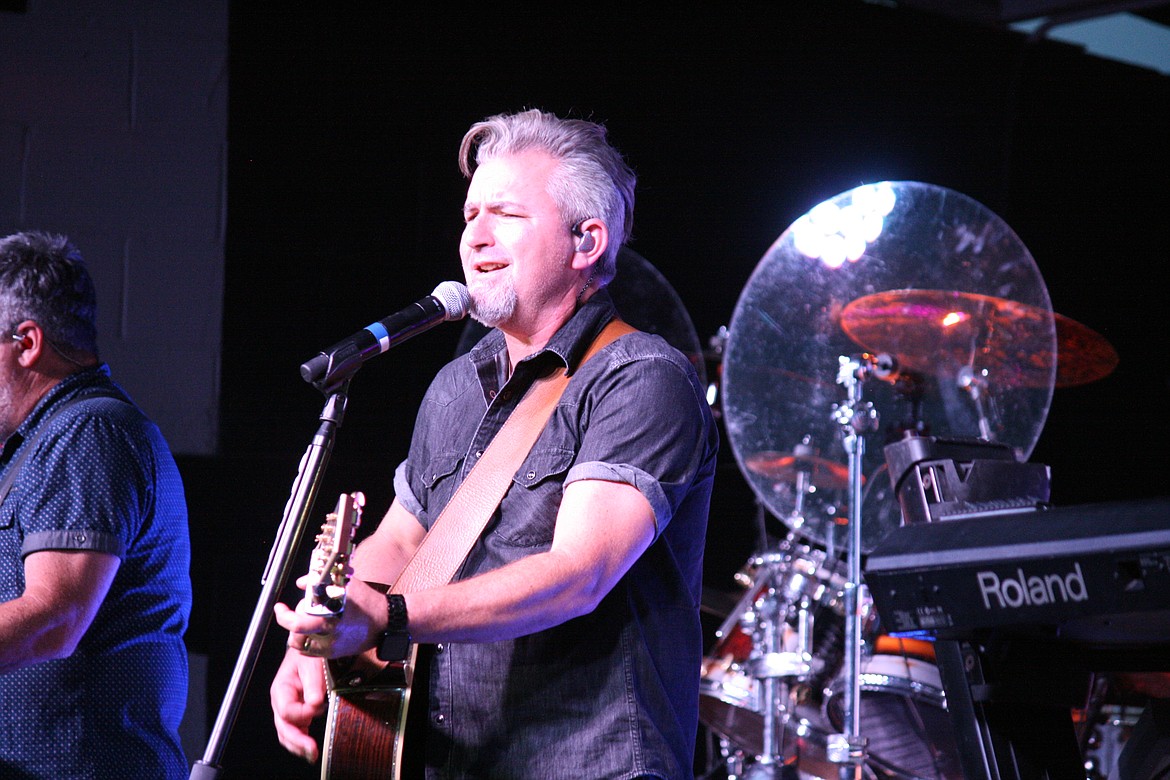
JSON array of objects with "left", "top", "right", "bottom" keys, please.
[{"left": 392, "top": 318, "right": 635, "bottom": 593}]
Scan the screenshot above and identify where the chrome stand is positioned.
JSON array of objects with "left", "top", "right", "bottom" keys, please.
[
  {"left": 827, "top": 354, "right": 880, "bottom": 779},
  {"left": 742, "top": 577, "right": 814, "bottom": 780}
]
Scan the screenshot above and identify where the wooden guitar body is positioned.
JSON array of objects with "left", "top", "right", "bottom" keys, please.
[{"left": 322, "top": 645, "right": 416, "bottom": 780}]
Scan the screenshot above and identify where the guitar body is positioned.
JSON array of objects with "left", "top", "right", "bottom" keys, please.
[{"left": 322, "top": 637, "right": 418, "bottom": 779}]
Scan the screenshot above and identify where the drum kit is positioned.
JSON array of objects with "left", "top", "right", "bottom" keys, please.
[{"left": 692, "top": 182, "right": 1118, "bottom": 779}]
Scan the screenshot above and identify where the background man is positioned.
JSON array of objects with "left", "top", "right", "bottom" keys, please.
[{"left": 0, "top": 231, "right": 192, "bottom": 779}]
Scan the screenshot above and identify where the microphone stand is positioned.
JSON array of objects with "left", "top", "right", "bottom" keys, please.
[{"left": 189, "top": 380, "right": 351, "bottom": 779}]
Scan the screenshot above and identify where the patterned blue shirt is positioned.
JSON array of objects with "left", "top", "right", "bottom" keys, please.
[
  {"left": 0, "top": 365, "right": 192, "bottom": 779},
  {"left": 394, "top": 290, "right": 719, "bottom": 779}
]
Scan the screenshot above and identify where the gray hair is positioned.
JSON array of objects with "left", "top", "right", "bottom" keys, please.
[
  {"left": 458, "top": 109, "right": 636, "bottom": 288},
  {"left": 0, "top": 230, "right": 99, "bottom": 357}
]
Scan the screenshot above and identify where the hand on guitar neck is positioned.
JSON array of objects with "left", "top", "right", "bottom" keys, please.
[
  {"left": 272, "top": 492, "right": 415, "bottom": 776},
  {"left": 278, "top": 492, "right": 373, "bottom": 660},
  {"left": 271, "top": 492, "right": 372, "bottom": 764}
]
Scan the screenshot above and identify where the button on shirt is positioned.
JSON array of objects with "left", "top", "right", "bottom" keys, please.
[
  {"left": 0, "top": 366, "right": 192, "bottom": 779},
  {"left": 394, "top": 290, "right": 719, "bottom": 779}
]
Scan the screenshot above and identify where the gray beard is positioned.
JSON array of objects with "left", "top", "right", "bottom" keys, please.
[
  {"left": 467, "top": 279, "right": 518, "bottom": 328},
  {"left": 0, "top": 387, "right": 15, "bottom": 444}
]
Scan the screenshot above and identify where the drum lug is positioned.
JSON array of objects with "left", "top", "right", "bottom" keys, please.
[{"left": 750, "top": 651, "right": 822, "bottom": 681}]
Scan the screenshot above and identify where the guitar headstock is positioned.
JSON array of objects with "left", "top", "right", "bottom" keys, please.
[{"left": 303, "top": 491, "right": 365, "bottom": 617}]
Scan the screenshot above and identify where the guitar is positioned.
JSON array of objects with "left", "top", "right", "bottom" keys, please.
[
  {"left": 301, "top": 491, "right": 364, "bottom": 618},
  {"left": 311, "top": 494, "right": 416, "bottom": 780}
]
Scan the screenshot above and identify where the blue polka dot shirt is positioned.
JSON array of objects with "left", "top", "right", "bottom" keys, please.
[{"left": 0, "top": 365, "right": 192, "bottom": 779}]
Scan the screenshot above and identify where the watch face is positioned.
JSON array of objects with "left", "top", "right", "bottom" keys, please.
[
  {"left": 377, "top": 593, "right": 411, "bottom": 662},
  {"left": 377, "top": 631, "right": 411, "bottom": 663}
]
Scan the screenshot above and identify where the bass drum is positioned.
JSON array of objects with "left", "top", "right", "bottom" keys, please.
[{"left": 824, "top": 635, "right": 964, "bottom": 779}]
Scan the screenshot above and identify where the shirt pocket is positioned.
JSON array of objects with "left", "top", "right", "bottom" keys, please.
[
  {"left": 419, "top": 451, "right": 464, "bottom": 525},
  {"left": 493, "top": 446, "right": 576, "bottom": 547}
]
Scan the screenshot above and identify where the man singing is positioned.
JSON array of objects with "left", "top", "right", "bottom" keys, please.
[{"left": 271, "top": 109, "right": 717, "bottom": 779}]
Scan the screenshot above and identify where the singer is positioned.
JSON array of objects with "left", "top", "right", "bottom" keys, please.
[{"left": 271, "top": 108, "right": 718, "bottom": 779}]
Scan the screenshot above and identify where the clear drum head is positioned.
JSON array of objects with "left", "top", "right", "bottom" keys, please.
[{"left": 722, "top": 181, "right": 1056, "bottom": 554}]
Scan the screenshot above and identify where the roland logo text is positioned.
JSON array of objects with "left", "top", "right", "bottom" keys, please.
[{"left": 977, "top": 562, "right": 1088, "bottom": 609}]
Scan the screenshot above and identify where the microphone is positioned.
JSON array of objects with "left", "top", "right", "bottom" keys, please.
[{"left": 300, "top": 281, "right": 471, "bottom": 389}]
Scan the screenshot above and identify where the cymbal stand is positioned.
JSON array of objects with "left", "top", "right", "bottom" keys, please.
[
  {"left": 739, "top": 455, "right": 828, "bottom": 779},
  {"left": 956, "top": 365, "right": 994, "bottom": 440},
  {"left": 828, "top": 354, "right": 880, "bottom": 779},
  {"left": 785, "top": 439, "right": 814, "bottom": 537}
]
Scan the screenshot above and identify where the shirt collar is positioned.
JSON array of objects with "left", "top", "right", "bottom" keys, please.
[
  {"left": 466, "top": 289, "right": 619, "bottom": 380},
  {"left": 14, "top": 364, "right": 115, "bottom": 439}
]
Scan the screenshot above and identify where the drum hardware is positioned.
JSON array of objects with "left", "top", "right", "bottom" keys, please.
[
  {"left": 703, "top": 426, "right": 870, "bottom": 777},
  {"left": 717, "top": 181, "right": 1124, "bottom": 778},
  {"left": 706, "top": 325, "right": 729, "bottom": 415},
  {"left": 1080, "top": 702, "right": 1143, "bottom": 780},
  {"left": 742, "top": 586, "right": 819, "bottom": 779},
  {"left": 699, "top": 532, "right": 853, "bottom": 776},
  {"left": 954, "top": 365, "right": 995, "bottom": 441},
  {"left": 704, "top": 735, "right": 748, "bottom": 780},
  {"left": 825, "top": 354, "right": 883, "bottom": 777},
  {"left": 700, "top": 530, "right": 968, "bottom": 779}
]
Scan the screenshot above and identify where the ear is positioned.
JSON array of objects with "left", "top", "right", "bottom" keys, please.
[
  {"left": 10, "top": 320, "right": 46, "bottom": 367},
  {"left": 570, "top": 218, "right": 609, "bottom": 271}
]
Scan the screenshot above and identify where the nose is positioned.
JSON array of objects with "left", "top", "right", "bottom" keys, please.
[{"left": 462, "top": 214, "right": 493, "bottom": 250}]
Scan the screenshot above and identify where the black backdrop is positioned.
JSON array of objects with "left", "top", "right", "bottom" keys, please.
[{"left": 187, "top": 3, "right": 1170, "bottom": 776}]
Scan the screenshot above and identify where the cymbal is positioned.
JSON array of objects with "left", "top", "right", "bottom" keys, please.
[
  {"left": 1052, "top": 312, "right": 1119, "bottom": 387},
  {"left": 744, "top": 450, "right": 851, "bottom": 491},
  {"left": 840, "top": 289, "right": 1118, "bottom": 388}
]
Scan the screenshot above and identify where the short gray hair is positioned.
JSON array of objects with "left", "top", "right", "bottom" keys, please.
[
  {"left": 0, "top": 230, "right": 99, "bottom": 357},
  {"left": 459, "top": 109, "right": 636, "bottom": 288}
]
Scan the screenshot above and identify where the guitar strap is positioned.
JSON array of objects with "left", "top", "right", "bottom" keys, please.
[{"left": 389, "top": 317, "right": 635, "bottom": 594}]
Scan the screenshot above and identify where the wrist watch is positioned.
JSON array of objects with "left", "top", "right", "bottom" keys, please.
[{"left": 376, "top": 593, "right": 412, "bottom": 662}]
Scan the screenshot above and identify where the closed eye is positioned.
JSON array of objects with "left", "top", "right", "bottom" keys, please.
[{"left": 463, "top": 202, "right": 527, "bottom": 222}]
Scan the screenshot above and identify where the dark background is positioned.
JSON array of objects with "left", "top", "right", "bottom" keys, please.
[{"left": 188, "top": 3, "right": 1170, "bottom": 776}]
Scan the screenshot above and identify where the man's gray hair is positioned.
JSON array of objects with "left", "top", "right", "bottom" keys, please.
[
  {"left": 0, "top": 230, "right": 99, "bottom": 357},
  {"left": 459, "top": 109, "right": 636, "bottom": 288}
]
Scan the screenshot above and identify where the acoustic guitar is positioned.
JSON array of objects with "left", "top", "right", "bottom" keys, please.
[{"left": 304, "top": 492, "right": 416, "bottom": 780}]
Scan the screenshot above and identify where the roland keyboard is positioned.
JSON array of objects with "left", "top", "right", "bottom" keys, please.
[{"left": 863, "top": 497, "right": 1170, "bottom": 643}]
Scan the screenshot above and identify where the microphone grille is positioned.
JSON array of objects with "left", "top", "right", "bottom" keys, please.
[{"left": 432, "top": 281, "right": 471, "bottom": 321}]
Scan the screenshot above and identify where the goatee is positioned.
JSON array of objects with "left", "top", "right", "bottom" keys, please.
[{"left": 467, "top": 277, "right": 518, "bottom": 328}]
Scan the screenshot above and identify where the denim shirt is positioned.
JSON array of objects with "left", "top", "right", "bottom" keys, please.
[{"left": 394, "top": 290, "right": 718, "bottom": 779}]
